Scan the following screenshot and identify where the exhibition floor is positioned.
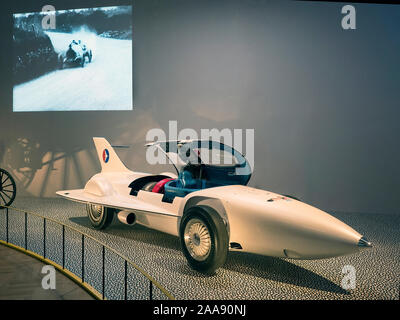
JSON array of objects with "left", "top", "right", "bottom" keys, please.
[{"left": 1, "top": 197, "right": 399, "bottom": 300}]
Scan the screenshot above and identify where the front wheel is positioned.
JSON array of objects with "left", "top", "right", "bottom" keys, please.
[
  {"left": 57, "top": 54, "right": 64, "bottom": 69},
  {"left": 180, "top": 206, "right": 228, "bottom": 274},
  {"left": 86, "top": 203, "right": 115, "bottom": 229}
]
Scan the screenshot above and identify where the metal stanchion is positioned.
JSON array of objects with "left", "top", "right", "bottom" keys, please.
[
  {"left": 102, "top": 245, "right": 105, "bottom": 300},
  {"left": 43, "top": 218, "right": 46, "bottom": 259},
  {"left": 24, "top": 212, "right": 27, "bottom": 250},
  {"left": 82, "top": 234, "right": 85, "bottom": 283}
]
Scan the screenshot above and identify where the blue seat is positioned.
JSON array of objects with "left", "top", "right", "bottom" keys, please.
[
  {"left": 176, "top": 171, "right": 197, "bottom": 189},
  {"left": 163, "top": 171, "right": 202, "bottom": 202}
]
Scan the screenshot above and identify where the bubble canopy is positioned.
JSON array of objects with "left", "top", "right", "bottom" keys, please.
[{"left": 146, "top": 140, "right": 252, "bottom": 186}]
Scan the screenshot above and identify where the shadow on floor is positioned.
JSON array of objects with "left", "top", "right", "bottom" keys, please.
[
  {"left": 69, "top": 216, "right": 181, "bottom": 251},
  {"left": 224, "top": 251, "right": 349, "bottom": 295},
  {"left": 69, "top": 216, "right": 348, "bottom": 295}
]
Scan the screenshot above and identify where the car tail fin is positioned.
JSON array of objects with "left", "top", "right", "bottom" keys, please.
[{"left": 93, "top": 137, "right": 130, "bottom": 173}]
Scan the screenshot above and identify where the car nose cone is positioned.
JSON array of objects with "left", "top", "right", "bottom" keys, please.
[{"left": 358, "top": 236, "right": 372, "bottom": 248}]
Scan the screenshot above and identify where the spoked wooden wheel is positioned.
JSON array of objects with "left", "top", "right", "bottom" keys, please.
[{"left": 0, "top": 169, "right": 17, "bottom": 208}]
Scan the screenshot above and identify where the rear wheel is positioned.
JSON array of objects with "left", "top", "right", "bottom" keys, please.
[
  {"left": 86, "top": 203, "right": 115, "bottom": 229},
  {"left": 142, "top": 181, "right": 158, "bottom": 192},
  {"left": 180, "top": 206, "right": 228, "bottom": 274}
]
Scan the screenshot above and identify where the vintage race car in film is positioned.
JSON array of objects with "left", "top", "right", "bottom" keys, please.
[
  {"left": 58, "top": 40, "right": 93, "bottom": 68},
  {"left": 57, "top": 138, "right": 372, "bottom": 274}
]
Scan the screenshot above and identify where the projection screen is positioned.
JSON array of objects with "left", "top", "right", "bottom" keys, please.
[{"left": 12, "top": 5, "right": 133, "bottom": 112}]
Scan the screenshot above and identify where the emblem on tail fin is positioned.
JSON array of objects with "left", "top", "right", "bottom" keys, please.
[
  {"left": 93, "top": 137, "right": 130, "bottom": 172},
  {"left": 102, "top": 149, "right": 110, "bottom": 163}
]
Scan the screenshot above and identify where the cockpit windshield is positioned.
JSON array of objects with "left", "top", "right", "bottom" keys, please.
[{"left": 149, "top": 140, "right": 252, "bottom": 186}]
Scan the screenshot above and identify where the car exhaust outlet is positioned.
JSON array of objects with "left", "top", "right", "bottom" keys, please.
[
  {"left": 117, "top": 210, "right": 136, "bottom": 225},
  {"left": 358, "top": 236, "right": 372, "bottom": 248}
]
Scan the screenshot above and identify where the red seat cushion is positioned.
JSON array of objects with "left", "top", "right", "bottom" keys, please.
[{"left": 152, "top": 178, "right": 174, "bottom": 194}]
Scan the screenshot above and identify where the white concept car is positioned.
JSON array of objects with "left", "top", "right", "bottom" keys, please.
[{"left": 57, "top": 138, "right": 372, "bottom": 274}]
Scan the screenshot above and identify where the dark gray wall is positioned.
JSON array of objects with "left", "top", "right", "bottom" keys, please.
[{"left": 1, "top": 0, "right": 399, "bottom": 214}]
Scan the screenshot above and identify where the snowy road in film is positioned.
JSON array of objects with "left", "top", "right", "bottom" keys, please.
[{"left": 13, "top": 32, "right": 132, "bottom": 112}]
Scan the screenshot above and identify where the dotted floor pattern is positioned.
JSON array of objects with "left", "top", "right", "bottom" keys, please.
[{"left": 1, "top": 197, "right": 399, "bottom": 300}]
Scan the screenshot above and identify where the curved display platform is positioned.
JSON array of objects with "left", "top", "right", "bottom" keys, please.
[
  {"left": 0, "top": 201, "right": 174, "bottom": 300},
  {"left": 1, "top": 197, "right": 399, "bottom": 300},
  {"left": 0, "top": 243, "right": 94, "bottom": 300}
]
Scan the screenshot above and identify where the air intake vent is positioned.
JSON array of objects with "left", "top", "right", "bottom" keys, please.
[{"left": 230, "top": 242, "right": 242, "bottom": 250}]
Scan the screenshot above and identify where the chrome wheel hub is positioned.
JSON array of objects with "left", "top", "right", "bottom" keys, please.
[
  {"left": 184, "top": 218, "right": 211, "bottom": 261},
  {"left": 89, "top": 204, "right": 103, "bottom": 222}
]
